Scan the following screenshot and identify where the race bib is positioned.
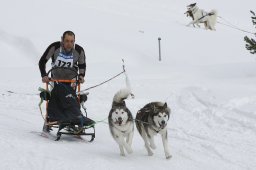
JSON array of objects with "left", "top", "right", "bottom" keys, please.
[{"left": 54, "top": 52, "right": 74, "bottom": 68}]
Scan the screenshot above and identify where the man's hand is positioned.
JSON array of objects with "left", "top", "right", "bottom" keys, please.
[
  {"left": 42, "top": 76, "right": 50, "bottom": 83},
  {"left": 79, "top": 76, "right": 85, "bottom": 84}
]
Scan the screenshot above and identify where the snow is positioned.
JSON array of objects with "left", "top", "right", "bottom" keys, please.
[{"left": 1, "top": 0, "right": 256, "bottom": 169}]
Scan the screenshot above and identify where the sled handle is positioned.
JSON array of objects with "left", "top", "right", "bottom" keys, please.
[{"left": 47, "top": 79, "right": 78, "bottom": 83}]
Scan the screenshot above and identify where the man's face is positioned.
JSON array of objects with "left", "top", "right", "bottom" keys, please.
[{"left": 63, "top": 34, "right": 75, "bottom": 52}]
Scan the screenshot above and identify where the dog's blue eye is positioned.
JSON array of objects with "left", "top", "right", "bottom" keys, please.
[
  {"left": 158, "top": 115, "right": 161, "bottom": 118},
  {"left": 164, "top": 115, "right": 167, "bottom": 117},
  {"left": 115, "top": 112, "right": 118, "bottom": 114},
  {"left": 122, "top": 112, "right": 124, "bottom": 114}
]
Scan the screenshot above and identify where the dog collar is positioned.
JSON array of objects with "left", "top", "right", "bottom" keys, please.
[
  {"left": 152, "top": 123, "right": 167, "bottom": 133},
  {"left": 151, "top": 125, "right": 161, "bottom": 133}
]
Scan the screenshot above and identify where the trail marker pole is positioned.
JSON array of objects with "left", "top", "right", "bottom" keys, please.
[{"left": 158, "top": 37, "right": 162, "bottom": 61}]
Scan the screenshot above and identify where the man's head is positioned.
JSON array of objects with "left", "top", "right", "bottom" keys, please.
[{"left": 62, "top": 31, "right": 75, "bottom": 52}]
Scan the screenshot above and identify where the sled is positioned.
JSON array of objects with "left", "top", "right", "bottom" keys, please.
[{"left": 40, "top": 68, "right": 95, "bottom": 142}]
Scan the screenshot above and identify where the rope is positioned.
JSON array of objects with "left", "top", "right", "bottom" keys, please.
[
  {"left": 38, "top": 87, "right": 51, "bottom": 121},
  {"left": 80, "top": 71, "right": 125, "bottom": 92},
  {"left": 80, "top": 59, "right": 126, "bottom": 92},
  {"left": 7, "top": 91, "right": 39, "bottom": 96},
  {"left": 84, "top": 118, "right": 155, "bottom": 129},
  {"left": 218, "top": 16, "right": 239, "bottom": 28},
  {"left": 38, "top": 98, "right": 46, "bottom": 121},
  {"left": 83, "top": 117, "right": 108, "bottom": 128},
  {"left": 217, "top": 16, "right": 256, "bottom": 35}
]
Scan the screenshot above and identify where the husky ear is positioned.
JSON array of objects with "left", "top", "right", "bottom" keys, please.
[
  {"left": 187, "top": 3, "right": 196, "bottom": 8},
  {"left": 191, "top": 3, "right": 196, "bottom": 7},
  {"left": 163, "top": 102, "right": 167, "bottom": 109}
]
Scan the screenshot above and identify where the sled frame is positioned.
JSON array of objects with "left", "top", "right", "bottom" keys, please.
[{"left": 44, "top": 79, "right": 95, "bottom": 142}]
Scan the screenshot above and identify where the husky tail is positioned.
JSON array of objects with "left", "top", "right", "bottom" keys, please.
[
  {"left": 112, "top": 88, "right": 132, "bottom": 106},
  {"left": 208, "top": 9, "right": 218, "bottom": 30},
  {"left": 112, "top": 64, "right": 134, "bottom": 106},
  {"left": 210, "top": 10, "right": 218, "bottom": 21}
]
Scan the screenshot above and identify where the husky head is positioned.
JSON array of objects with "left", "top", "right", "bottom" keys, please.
[
  {"left": 110, "top": 106, "right": 132, "bottom": 126},
  {"left": 186, "top": 3, "right": 198, "bottom": 14},
  {"left": 151, "top": 102, "right": 170, "bottom": 129}
]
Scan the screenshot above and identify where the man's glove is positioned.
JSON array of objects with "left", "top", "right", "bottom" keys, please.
[{"left": 42, "top": 76, "right": 50, "bottom": 83}]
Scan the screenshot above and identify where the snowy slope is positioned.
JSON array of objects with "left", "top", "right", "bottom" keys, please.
[{"left": 1, "top": 0, "right": 256, "bottom": 169}]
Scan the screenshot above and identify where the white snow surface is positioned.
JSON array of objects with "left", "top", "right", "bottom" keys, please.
[{"left": 0, "top": 0, "right": 256, "bottom": 169}]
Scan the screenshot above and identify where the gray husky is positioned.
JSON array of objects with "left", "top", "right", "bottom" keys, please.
[
  {"left": 108, "top": 88, "right": 134, "bottom": 156},
  {"left": 135, "top": 102, "right": 171, "bottom": 159}
]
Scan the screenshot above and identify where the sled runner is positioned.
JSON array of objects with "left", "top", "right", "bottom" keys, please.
[{"left": 39, "top": 67, "right": 95, "bottom": 142}]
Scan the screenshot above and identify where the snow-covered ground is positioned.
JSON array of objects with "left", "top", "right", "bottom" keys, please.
[{"left": 1, "top": 0, "right": 256, "bottom": 169}]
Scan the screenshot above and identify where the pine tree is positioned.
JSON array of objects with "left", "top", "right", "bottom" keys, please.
[{"left": 244, "top": 10, "right": 256, "bottom": 54}]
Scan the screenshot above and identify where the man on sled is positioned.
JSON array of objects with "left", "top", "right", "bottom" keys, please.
[{"left": 38, "top": 31, "right": 95, "bottom": 141}]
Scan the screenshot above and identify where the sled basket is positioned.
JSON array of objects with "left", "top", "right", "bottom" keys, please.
[{"left": 41, "top": 68, "right": 96, "bottom": 142}]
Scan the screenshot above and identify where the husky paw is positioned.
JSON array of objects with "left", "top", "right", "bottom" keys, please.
[
  {"left": 150, "top": 144, "right": 156, "bottom": 149},
  {"left": 127, "top": 149, "right": 133, "bottom": 154},
  {"left": 127, "top": 148, "right": 133, "bottom": 154},
  {"left": 166, "top": 155, "right": 172, "bottom": 159},
  {"left": 148, "top": 152, "right": 154, "bottom": 156},
  {"left": 120, "top": 153, "right": 126, "bottom": 157}
]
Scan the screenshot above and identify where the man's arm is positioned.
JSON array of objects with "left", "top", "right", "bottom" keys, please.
[
  {"left": 38, "top": 42, "right": 59, "bottom": 78},
  {"left": 76, "top": 45, "right": 86, "bottom": 80}
]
